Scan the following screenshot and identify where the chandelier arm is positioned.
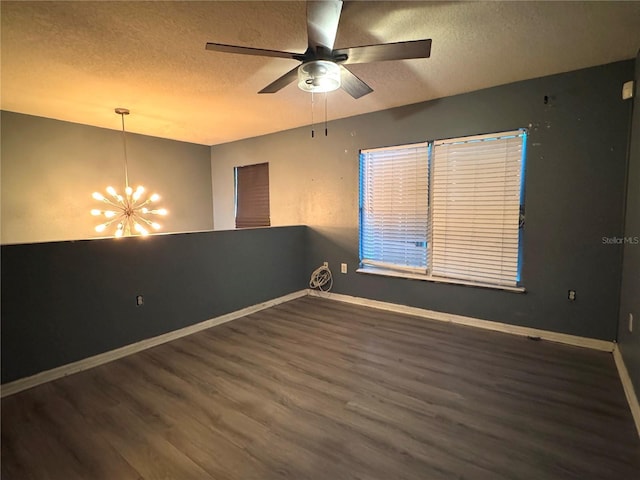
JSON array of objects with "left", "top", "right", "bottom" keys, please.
[
  {"left": 101, "top": 197, "right": 122, "bottom": 209},
  {"left": 108, "top": 191, "right": 126, "bottom": 208},
  {"left": 135, "top": 216, "right": 155, "bottom": 227},
  {"left": 102, "top": 216, "right": 122, "bottom": 229},
  {"left": 129, "top": 215, "right": 149, "bottom": 235}
]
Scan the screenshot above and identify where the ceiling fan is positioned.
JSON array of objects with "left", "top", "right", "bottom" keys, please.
[{"left": 205, "top": 0, "right": 432, "bottom": 99}]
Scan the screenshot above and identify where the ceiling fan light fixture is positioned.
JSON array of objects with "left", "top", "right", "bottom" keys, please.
[{"left": 298, "top": 60, "right": 341, "bottom": 93}]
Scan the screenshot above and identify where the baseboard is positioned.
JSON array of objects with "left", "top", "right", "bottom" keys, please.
[
  {"left": 312, "top": 290, "right": 637, "bottom": 438},
  {"left": 307, "top": 290, "right": 614, "bottom": 352},
  {"left": 0, "top": 289, "right": 308, "bottom": 398},
  {"left": 0, "top": 288, "right": 619, "bottom": 399},
  {"left": 613, "top": 344, "right": 640, "bottom": 439}
]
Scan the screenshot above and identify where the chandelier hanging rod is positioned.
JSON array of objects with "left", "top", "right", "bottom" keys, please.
[{"left": 115, "top": 107, "right": 130, "bottom": 189}]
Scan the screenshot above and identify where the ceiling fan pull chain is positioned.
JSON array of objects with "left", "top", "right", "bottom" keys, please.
[
  {"left": 324, "top": 92, "right": 328, "bottom": 136},
  {"left": 311, "top": 91, "right": 315, "bottom": 138}
]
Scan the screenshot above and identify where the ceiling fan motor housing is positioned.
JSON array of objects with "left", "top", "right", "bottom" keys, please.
[
  {"left": 298, "top": 60, "right": 341, "bottom": 93},
  {"left": 205, "top": 1, "right": 431, "bottom": 99}
]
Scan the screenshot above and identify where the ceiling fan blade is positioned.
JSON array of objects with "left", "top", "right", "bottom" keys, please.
[
  {"left": 206, "top": 42, "right": 301, "bottom": 60},
  {"left": 334, "top": 39, "right": 432, "bottom": 65},
  {"left": 307, "top": 0, "right": 343, "bottom": 52},
  {"left": 339, "top": 65, "right": 373, "bottom": 99},
  {"left": 258, "top": 65, "right": 300, "bottom": 94}
]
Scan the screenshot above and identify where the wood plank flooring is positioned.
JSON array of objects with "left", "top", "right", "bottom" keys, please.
[{"left": 2, "top": 296, "right": 639, "bottom": 479}]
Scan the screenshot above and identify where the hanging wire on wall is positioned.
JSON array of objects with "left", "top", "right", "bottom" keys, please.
[{"left": 309, "top": 264, "right": 333, "bottom": 292}]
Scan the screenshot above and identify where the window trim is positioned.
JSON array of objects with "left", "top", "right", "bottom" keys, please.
[
  {"left": 356, "top": 264, "right": 526, "bottom": 293},
  {"left": 234, "top": 162, "right": 271, "bottom": 229},
  {"left": 359, "top": 141, "right": 430, "bottom": 274},
  {"left": 358, "top": 129, "right": 527, "bottom": 292}
]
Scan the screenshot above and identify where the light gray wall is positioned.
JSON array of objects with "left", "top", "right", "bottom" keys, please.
[
  {"left": 211, "top": 127, "right": 359, "bottom": 231},
  {"left": 211, "top": 60, "right": 634, "bottom": 341},
  {"left": 617, "top": 51, "right": 640, "bottom": 393},
  {"left": 1, "top": 111, "right": 213, "bottom": 244}
]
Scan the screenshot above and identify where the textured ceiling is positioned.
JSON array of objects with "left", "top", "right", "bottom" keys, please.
[{"left": 1, "top": 1, "right": 639, "bottom": 146}]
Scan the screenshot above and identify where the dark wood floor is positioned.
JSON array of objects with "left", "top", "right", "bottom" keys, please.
[{"left": 2, "top": 296, "right": 639, "bottom": 479}]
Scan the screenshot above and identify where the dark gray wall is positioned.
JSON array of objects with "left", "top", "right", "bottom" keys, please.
[
  {"left": 1, "top": 226, "right": 307, "bottom": 383},
  {"left": 309, "top": 62, "right": 633, "bottom": 341},
  {"left": 618, "top": 51, "right": 640, "bottom": 391},
  {"left": 213, "top": 61, "right": 634, "bottom": 341}
]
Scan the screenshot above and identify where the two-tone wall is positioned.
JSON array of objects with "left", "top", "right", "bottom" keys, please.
[
  {"left": 211, "top": 60, "right": 635, "bottom": 342},
  {"left": 2, "top": 60, "right": 637, "bottom": 392}
]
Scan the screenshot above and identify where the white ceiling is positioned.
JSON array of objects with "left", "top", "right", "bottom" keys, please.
[{"left": 2, "top": 1, "right": 639, "bottom": 146}]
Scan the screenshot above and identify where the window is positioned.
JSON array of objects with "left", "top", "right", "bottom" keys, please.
[
  {"left": 234, "top": 162, "right": 270, "bottom": 228},
  {"left": 360, "top": 143, "right": 430, "bottom": 274},
  {"left": 359, "top": 130, "right": 526, "bottom": 290}
]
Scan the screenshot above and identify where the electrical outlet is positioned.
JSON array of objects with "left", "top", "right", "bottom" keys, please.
[
  {"left": 630, "top": 313, "right": 634, "bottom": 333},
  {"left": 136, "top": 295, "right": 144, "bottom": 306},
  {"left": 568, "top": 290, "right": 576, "bottom": 301},
  {"left": 341, "top": 263, "right": 347, "bottom": 274}
]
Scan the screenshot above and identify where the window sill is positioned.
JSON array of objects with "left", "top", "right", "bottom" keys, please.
[{"left": 356, "top": 266, "right": 526, "bottom": 293}]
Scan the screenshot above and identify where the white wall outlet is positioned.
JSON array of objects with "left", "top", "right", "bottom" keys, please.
[
  {"left": 568, "top": 290, "right": 576, "bottom": 301},
  {"left": 341, "top": 263, "right": 347, "bottom": 274},
  {"left": 136, "top": 295, "right": 144, "bottom": 306},
  {"left": 630, "top": 313, "right": 634, "bottom": 333}
]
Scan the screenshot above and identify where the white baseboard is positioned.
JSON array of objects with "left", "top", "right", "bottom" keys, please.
[
  {"left": 613, "top": 344, "right": 640, "bottom": 439},
  {"left": 0, "top": 289, "right": 308, "bottom": 398},
  {"left": 311, "top": 290, "right": 640, "bottom": 437},
  {"left": 0, "top": 288, "right": 621, "bottom": 402},
  {"left": 307, "top": 290, "right": 614, "bottom": 352}
]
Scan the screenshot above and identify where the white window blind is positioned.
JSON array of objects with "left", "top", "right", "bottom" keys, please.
[
  {"left": 360, "top": 143, "right": 429, "bottom": 273},
  {"left": 430, "top": 131, "right": 525, "bottom": 287}
]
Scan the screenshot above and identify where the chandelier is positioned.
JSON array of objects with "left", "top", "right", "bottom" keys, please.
[{"left": 91, "top": 108, "right": 167, "bottom": 237}]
